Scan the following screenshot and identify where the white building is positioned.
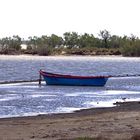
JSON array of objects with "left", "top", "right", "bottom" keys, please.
[{"left": 21, "top": 44, "right": 27, "bottom": 50}]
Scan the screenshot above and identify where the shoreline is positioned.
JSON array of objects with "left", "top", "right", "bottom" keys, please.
[
  {"left": 1, "top": 54, "right": 140, "bottom": 60},
  {"left": 0, "top": 101, "right": 140, "bottom": 120},
  {"left": 0, "top": 101, "right": 139, "bottom": 140},
  {"left": 1, "top": 54, "right": 140, "bottom": 61}
]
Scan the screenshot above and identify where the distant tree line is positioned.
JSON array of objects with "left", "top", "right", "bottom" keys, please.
[
  {"left": 0, "top": 35, "right": 22, "bottom": 54},
  {"left": 0, "top": 30, "right": 140, "bottom": 56}
]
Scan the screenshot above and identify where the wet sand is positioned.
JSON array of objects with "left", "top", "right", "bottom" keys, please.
[{"left": 0, "top": 101, "right": 140, "bottom": 140}]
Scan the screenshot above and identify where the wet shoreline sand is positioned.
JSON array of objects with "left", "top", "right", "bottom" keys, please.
[{"left": 0, "top": 101, "right": 140, "bottom": 140}]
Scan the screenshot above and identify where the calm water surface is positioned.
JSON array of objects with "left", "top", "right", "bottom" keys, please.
[{"left": 0, "top": 55, "right": 140, "bottom": 118}]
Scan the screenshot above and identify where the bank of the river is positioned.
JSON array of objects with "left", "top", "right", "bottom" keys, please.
[
  {"left": 0, "top": 101, "right": 139, "bottom": 140},
  {"left": 1, "top": 47, "right": 121, "bottom": 56}
]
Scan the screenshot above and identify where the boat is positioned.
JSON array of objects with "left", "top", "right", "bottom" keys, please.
[{"left": 39, "top": 70, "right": 109, "bottom": 86}]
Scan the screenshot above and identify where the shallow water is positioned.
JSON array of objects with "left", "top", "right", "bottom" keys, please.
[{"left": 0, "top": 55, "right": 140, "bottom": 118}]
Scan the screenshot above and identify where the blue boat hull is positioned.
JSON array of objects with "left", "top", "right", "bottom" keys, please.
[
  {"left": 43, "top": 76, "right": 108, "bottom": 86},
  {"left": 39, "top": 70, "right": 109, "bottom": 86}
]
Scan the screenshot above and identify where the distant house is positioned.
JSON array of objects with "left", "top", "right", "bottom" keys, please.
[{"left": 21, "top": 44, "right": 27, "bottom": 50}]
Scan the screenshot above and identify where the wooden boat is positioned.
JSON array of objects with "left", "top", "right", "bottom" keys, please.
[{"left": 39, "top": 70, "right": 109, "bottom": 86}]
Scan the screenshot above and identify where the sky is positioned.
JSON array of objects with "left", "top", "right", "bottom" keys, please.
[{"left": 0, "top": 0, "right": 140, "bottom": 39}]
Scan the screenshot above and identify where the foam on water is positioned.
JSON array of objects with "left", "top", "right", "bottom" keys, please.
[
  {"left": 84, "top": 100, "right": 117, "bottom": 108},
  {"left": 30, "top": 94, "right": 56, "bottom": 98},
  {"left": 102, "top": 90, "right": 140, "bottom": 95},
  {"left": 55, "top": 107, "right": 83, "bottom": 113}
]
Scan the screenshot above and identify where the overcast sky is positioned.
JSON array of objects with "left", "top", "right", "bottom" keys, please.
[{"left": 0, "top": 0, "right": 140, "bottom": 38}]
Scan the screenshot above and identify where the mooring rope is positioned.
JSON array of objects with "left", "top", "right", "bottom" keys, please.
[
  {"left": 109, "top": 74, "right": 140, "bottom": 78},
  {"left": 0, "top": 74, "right": 140, "bottom": 85},
  {"left": 0, "top": 79, "right": 44, "bottom": 84}
]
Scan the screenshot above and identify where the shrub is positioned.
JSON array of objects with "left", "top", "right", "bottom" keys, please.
[
  {"left": 121, "top": 40, "right": 140, "bottom": 57},
  {"left": 37, "top": 45, "right": 52, "bottom": 56}
]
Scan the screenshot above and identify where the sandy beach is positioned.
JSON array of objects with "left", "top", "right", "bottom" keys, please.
[{"left": 0, "top": 101, "right": 139, "bottom": 140}]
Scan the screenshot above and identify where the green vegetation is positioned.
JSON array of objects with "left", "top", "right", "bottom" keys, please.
[
  {"left": 0, "top": 30, "right": 140, "bottom": 56},
  {"left": 0, "top": 35, "right": 21, "bottom": 54}
]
